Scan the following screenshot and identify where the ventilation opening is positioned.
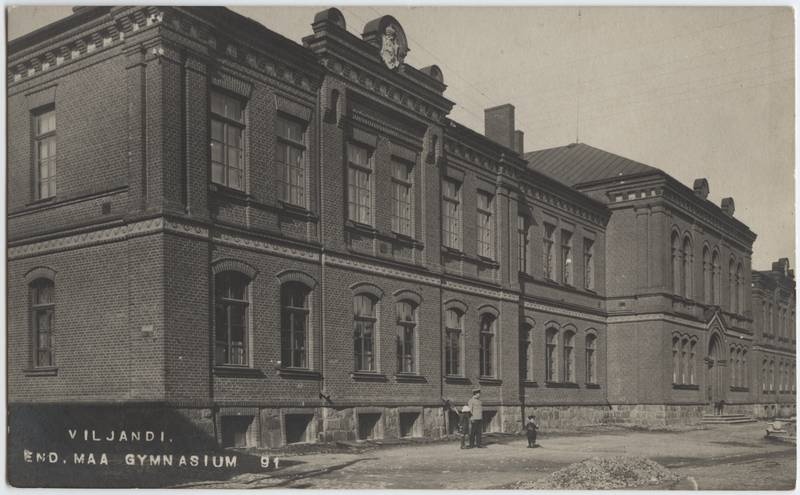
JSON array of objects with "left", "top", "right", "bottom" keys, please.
[
  {"left": 399, "top": 412, "right": 420, "bottom": 438},
  {"left": 447, "top": 410, "right": 460, "bottom": 435},
  {"left": 482, "top": 410, "right": 498, "bottom": 433},
  {"left": 221, "top": 415, "right": 253, "bottom": 448},
  {"left": 358, "top": 413, "right": 381, "bottom": 440},
  {"left": 285, "top": 414, "right": 314, "bottom": 444}
]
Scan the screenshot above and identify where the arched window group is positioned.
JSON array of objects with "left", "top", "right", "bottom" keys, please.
[
  {"left": 542, "top": 325, "right": 598, "bottom": 385},
  {"left": 671, "top": 231, "right": 693, "bottom": 299},
  {"left": 729, "top": 345, "right": 747, "bottom": 389},
  {"left": 672, "top": 335, "right": 697, "bottom": 385},
  {"left": 702, "top": 246, "right": 721, "bottom": 305}
]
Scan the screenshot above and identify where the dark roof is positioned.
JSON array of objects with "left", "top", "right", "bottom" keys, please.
[{"left": 524, "top": 142, "right": 661, "bottom": 187}]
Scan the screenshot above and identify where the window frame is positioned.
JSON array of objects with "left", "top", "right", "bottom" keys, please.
[
  {"left": 561, "top": 229, "right": 573, "bottom": 285},
  {"left": 479, "top": 314, "right": 496, "bottom": 378},
  {"left": 563, "top": 330, "right": 576, "bottom": 383},
  {"left": 442, "top": 178, "right": 462, "bottom": 250},
  {"left": 518, "top": 215, "right": 530, "bottom": 275},
  {"left": 543, "top": 223, "right": 556, "bottom": 280},
  {"left": 276, "top": 114, "right": 308, "bottom": 208},
  {"left": 353, "top": 294, "right": 378, "bottom": 372},
  {"left": 391, "top": 157, "right": 415, "bottom": 237},
  {"left": 210, "top": 90, "right": 247, "bottom": 191},
  {"left": 30, "top": 278, "right": 55, "bottom": 368},
  {"left": 214, "top": 272, "right": 250, "bottom": 367},
  {"left": 545, "top": 328, "right": 559, "bottom": 382},
  {"left": 33, "top": 107, "right": 57, "bottom": 200},
  {"left": 477, "top": 191, "right": 495, "bottom": 259},
  {"left": 280, "top": 282, "right": 310, "bottom": 369},
  {"left": 444, "top": 308, "right": 463, "bottom": 377},
  {"left": 583, "top": 238, "right": 594, "bottom": 290},
  {"left": 347, "top": 142, "right": 374, "bottom": 226},
  {"left": 395, "top": 300, "right": 417, "bottom": 374},
  {"left": 585, "top": 333, "right": 597, "bottom": 384}
]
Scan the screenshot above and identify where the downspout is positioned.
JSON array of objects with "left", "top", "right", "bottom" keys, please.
[{"left": 317, "top": 84, "right": 327, "bottom": 424}]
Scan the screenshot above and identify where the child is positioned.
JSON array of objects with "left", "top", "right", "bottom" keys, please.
[
  {"left": 525, "top": 414, "right": 538, "bottom": 448},
  {"left": 459, "top": 405, "right": 471, "bottom": 449}
]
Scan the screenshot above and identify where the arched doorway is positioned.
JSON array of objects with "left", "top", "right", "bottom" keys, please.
[{"left": 707, "top": 331, "right": 726, "bottom": 406}]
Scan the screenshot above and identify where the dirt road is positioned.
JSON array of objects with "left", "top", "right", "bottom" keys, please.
[{"left": 178, "top": 422, "right": 796, "bottom": 490}]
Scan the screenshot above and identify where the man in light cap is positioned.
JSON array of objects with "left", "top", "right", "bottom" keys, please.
[{"left": 468, "top": 389, "right": 483, "bottom": 448}]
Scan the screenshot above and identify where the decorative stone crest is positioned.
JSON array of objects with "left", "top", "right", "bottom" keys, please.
[{"left": 380, "top": 24, "right": 407, "bottom": 69}]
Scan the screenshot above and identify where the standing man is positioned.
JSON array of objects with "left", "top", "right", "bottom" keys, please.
[{"left": 468, "top": 388, "right": 483, "bottom": 448}]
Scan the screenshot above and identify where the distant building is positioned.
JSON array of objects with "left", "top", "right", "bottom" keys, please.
[{"left": 7, "top": 6, "right": 795, "bottom": 448}]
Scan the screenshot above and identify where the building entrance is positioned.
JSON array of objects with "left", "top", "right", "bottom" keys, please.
[{"left": 707, "top": 332, "right": 726, "bottom": 408}]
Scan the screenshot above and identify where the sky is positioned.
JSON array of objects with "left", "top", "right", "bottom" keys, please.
[{"left": 6, "top": 5, "right": 795, "bottom": 271}]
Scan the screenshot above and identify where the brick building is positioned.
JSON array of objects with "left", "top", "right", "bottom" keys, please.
[{"left": 7, "top": 6, "right": 794, "bottom": 448}]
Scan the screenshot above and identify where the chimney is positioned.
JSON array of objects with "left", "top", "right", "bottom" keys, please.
[
  {"left": 720, "top": 197, "right": 735, "bottom": 216},
  {"left": 514, "top": 130, "right": 525, "bottom": 155},
  {"left": 693, "top": 178, "right": 709, "bottom": 199},
  {"left": 772, "top": 258, "right": 790, "bottom": 276},
  {"left": 485, "top": 104, "right": 515, "bottom": 150}
]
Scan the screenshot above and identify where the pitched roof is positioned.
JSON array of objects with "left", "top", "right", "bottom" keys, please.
[{"left": 524, "top": 142, "right": 661, "bottom": 187}]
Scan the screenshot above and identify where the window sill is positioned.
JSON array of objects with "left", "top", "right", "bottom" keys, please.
[
  {"left": 391, "top": 232, "right": 423, "bottom": 248},
  {"left": 476, "top": 256, "right": 499, "bottom": 268},
  {"left": 478, "top": 377, "right": 502, "bottom": 386},
  {"left": 213, "top": 366, "right": 265, "bottom": 378},
  {"left": 444, "top": 375, "right": 471, "bottom": 385},
  {"left": 25, "top": 196, "right": 57, "bottom": 208},
  {"left": 585, "top": 383, "right": 601, "bottom": 389},
  {"left": 672, "top": 383, "right": 699, "bottom": 390},
  {"left": 345, "top": 220, "right": 377, "bottom": 235},
  {"left": 277, "top": 201, "right": 317, "bottom": 220},
  {"left": 24, "top": 367, "right": 58, "bottom": 377},
  {"left": 441, "top": 246, "right": 466, "bottom": 258},
  {"left": 545, "top": 381, "right": 579, "bottom": 389},
  {"left": 729, "top": 386, "right": 749, "bottom": 392},
  {"left": 351, "top": 371, "right": 387, "bottom": 382},
  {"left": 395, "top": 373, "right": 427, "bottom": 383},
  {"left": 522, "top": 380, "right": 539, "bottom": 387},
  {"left": 209, "top": 183, "right": 248, "bottom": 198},
  {"left": 278, "top": 368, "right": 321, "bottom": 380}
]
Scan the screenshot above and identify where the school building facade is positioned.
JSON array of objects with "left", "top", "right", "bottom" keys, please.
[{"left": 7, "top": 6, "right": 795, "bottom": 448}]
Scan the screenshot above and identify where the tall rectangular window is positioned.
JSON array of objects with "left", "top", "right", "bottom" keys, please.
[
  {"left": 396, "top": 301, "right": 417, "bottom": 373},
  {"left": 391, "top": 158, "right": 414, "bottom": 236},
  {"left": 347, "top": 143, "right": 372, "bottom": 225},
  {"left": 479, "top": 315, "right": 495, "bottom": 377},
  {"left": 477, "top": 191, "right": 494, "bottom": 259},
  {"left": 518, "top": 215, "right": 529, "bottom": 274},
  {"left": 210, "top": 91, "right": 245, "bottom": 190},
  {"left": 215, "top": 272, "right": 249, "bottom": 366},
  {"left": 281, "top": 283, "right": 309, "bottom": 369},
  {"left": 561, "top": 230, "right": 573, "bottom": 285},
  {"left": 442, "top": 179, "right": 462, "bottom": 250},
  {"left": 444, "top": 309, "right": 462, "bottom": 376},
  {"left": 276, "top": 116, "right": 306, "bottom": 207},
  {"left": 522, "top": 324, "right": 533, "bottom": 381},
  {"left": 584, "top": 238, "right": 595, "bottom": 290},
  {"left": 31, "top": 279, "right": 55, "bottom": 367},
  {"left": 545, "top": 329, "right": 558, "bottom": 382},
  {"left": 353, "top": 295, "right": 376, "bottom": 371},
  {"left": 34, "top": 108, "right": 57, "bottom": 199},
  {"left": 543, "top": 223, "right": 556, "bottom": 280}
]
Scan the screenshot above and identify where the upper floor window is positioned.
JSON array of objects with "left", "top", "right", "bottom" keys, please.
[
  {"left": 353, "top": 294, "right": 377, "bottom": 371},
  {"left": 347, "top": 143, "right": 373, "bottom": 225},
  {"left": 444, "top": 308, "right": 463, "bottom": 376},
  {"left": 215, "top": 272, "right": 249, "bottom": 366},
  {"left": 729, "top": 259, "right": 736, "bottom": 313},
  {"left": 396, "top": 301, "right": 417, "bottom": 374},
  {"left": 736, "top": 263, "right": 744, "bottom": 315},
  {"left": 477, "top": 191, "right": 494, "bottom": 259},
  {"left": 442, "top": 179, "right": 462, "bottom": 250},
  {"left": 711, "top": 250, "right": 721, "bottom": 305},
  {"left": 276, "top": 116, "right": 306, "bottom": 207},
  {"left": 518, "top": 215, "right": 530, "bottom": 274},
  {"left": 585, "top": 334, "right": 597, "bottom": 384},
  {"left": 584, "top": 238, "right": 595, "bottom": 290},
  {"left": 543, "top": 223, "right": 556, "bottom": 280},
  {"left": 281, "top": 282, "right": 310, "bottom": 369},
  {"left": 682, "top": 237, "right": 693, "bottom": 299},
  {"left": 210, "top": 91, "right": 246, "bottom": 190},
  {"left": 563, "top": 331, "right": 575, "bottom": 382},
  {"left": 391, "top": 158, "right": 414, "bottom": 236},
  {"left": 702, "top": 247, "right": 711, "bottom": 304},
  {"left": 561, "top": 230, "right": 573, "bottom": 285},
  {"left": 479, "top": 314, "right": 495, "bottom": 377},
  {"left": 671, "top": 232, "right": 681, "bottom": 295},
  {"left": 31, "top": 278, "right": 55, "bottom": 367},
  {"left": 34, "top": 108, "right": 57, "bottom": 199}
]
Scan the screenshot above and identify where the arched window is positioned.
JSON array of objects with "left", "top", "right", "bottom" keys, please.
[
  {"left": 396, "top": 300, "right": 417, "bottom": 373},
  {"left": 682, "top": 236, "right": 693, "bottom": 299},
  {"left": 215, "top": 272, "right": 249, "bottom": 366},
  {"left": 30, "top": 278, "right": 55, "bottom": 367},
  {"left": 672, "top": 337, "right": 680, "bottom": 384},
  {"left": 281, "top": 282, "right": 310, "bottom": 369},
  {"left": 742, "top": 350, "right": 748, "bottom": 388},
  {"left": 703, "top": 246, "right": 711, "bottom": 304},
  {"left": 681, "top": 338, "right": 689, "bottom": 384},
  {"left": 585, "top": 333, "right": 597, "bottom": 384},
  {"left": 354, "top": 294, "right": 378, "bottom": 372},
  {"left": 671, "top": 231, "right": 681, "bottom": 295},
  {"left": 736, "top": 263, "right": 744, "bottom": 315},
  {"left": 479, "top": 314, "right": 495, "bottom": 377},
  {"left": 444, "top": 308, "right": 463, "bottom": 376},
  {"left": 563, "top": 331, "right": 575, "bottom": 382},
  {"left": 730, "top": 346, "right": 737, "bottom": 385},
  {"left": 712, "top": 250, "right": 721, "bottom": 305},
  {"left": 762, "top": 359, "right": 768, "bottom": 392},
  {"left": 770, "top": 360, "right": 775, "bottom": 391},
  {"left": 522, "top": 323, "right": 534, "bottom": 381},
  {"left": 546, "top": 328, "right": 559, "bottom": 382},
  {"left": 689, "top": 340, "right": 696, "bottom": 385}
]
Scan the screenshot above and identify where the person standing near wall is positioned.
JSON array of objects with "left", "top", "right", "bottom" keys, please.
[{"left": 468, "top": 389, "right": 483, "bottom": 448}]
